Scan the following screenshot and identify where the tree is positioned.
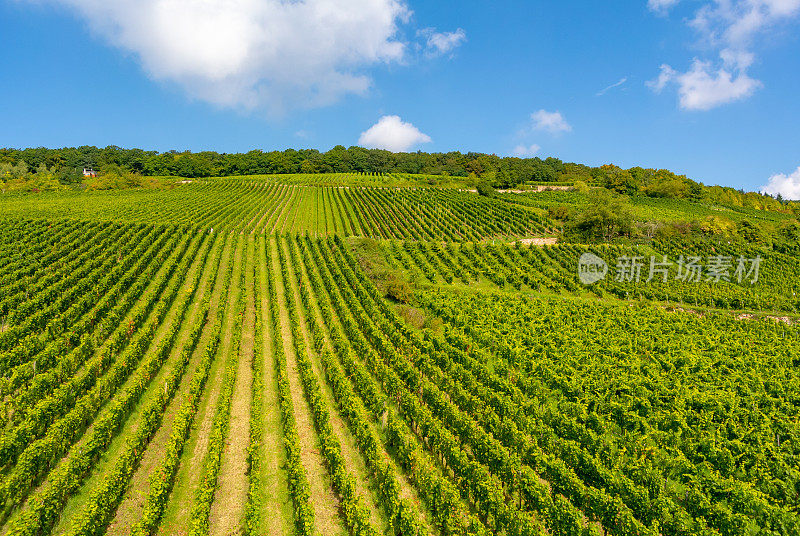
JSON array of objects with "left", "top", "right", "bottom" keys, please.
[
  {"left": 566, "top": 190, "right": 634, "bottom": 241},
  {"left": 13, "top": 160, "right": 28, "bottom": 178},
  {"left": 698, "top": 215, "right": 735, "bottom": 236},
  {"left": 645, "top": 177, "right": 689, "bottom": 198},
  {"left": 0, "top": 162, "right": 13, "bottom": 180},
  {"left": 492, "top": 167, "right": 513, "bottom": 189},
  {"left": 547, "top": 205, "right": 571, "bottom": 221},
  {"left": 604, "top": 168, "right": 639, "bottom": 195},
  {"left": 300, "top": 159, "right": 316, "bottom": 174},
  {"left": 737, "top": 219, "right": 766, "bottom": 244},
  {"left": 774, "top": 219, "right": 800, "bottom": 252},
  {"left": 476, "top": 181, "right": 496, "bottom": 198},
  {"left": 573, "top": 180, "right": 591, "bottom": 194}
]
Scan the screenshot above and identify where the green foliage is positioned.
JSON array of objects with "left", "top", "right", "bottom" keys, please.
[
  {"left": 0, "top": 178, "right": 555, "bottom": 240},
  {"left": 775, "top": 219, "right": 800, "bottom": 253},
  {"left": 422, "top": 288, "right": 800, "bottom": 535},
  {"left": 476, "top": 181, "right": 497, "bottom": 198},
  {"left": 1, "top": 229, "right": 209, "bottom": 536},
  {"left": 565, "top": 190, "right": 634, "bottom": 241},
  {"left": 1, "top": 171, "right": 799, "bottom": 536},
  {"left": 386, "top": 275, "right": 413, "bottom": 304},
  {"left": 547, "top": 204, "right": 571, "bottom": 221}
]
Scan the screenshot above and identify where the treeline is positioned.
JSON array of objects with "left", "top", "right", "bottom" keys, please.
[
  {"left": 0, "top": 145, "right": 794, "bottom": 213},
  {"left": 0, "top": 145, "right": 572, "bottom": 184}
]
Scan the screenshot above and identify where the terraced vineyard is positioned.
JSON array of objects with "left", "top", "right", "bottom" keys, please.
[{"left": 1, "top": 178, "right": 798, "bottom": 536}]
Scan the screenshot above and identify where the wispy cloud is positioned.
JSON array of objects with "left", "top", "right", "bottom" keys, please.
[
  {"left": 647, "top": 0, "right": 681, "bottom": 14},
  {"left": 596, "top": 77, "right": 628, "bottom": 96},
  {"left": 512, "top": 144, "right": 541, "bottom": 158},
  {"left": 530, "top": 110, "right": 572, "bottom": 134},
  {"left": 418, "top": 28, "right": 467, "bottom": 58},
  {"left": 511, "top": 110, "right": 571, "bottom": 159}
]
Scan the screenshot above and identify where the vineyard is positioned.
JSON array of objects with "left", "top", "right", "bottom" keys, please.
[
  {"left": 0, "top": 177, "right": 554, "bottom": 239},
  {"left": 375, "top": 239, "right": 800, "bottom": 313},
  {"left": 0, "top": 177, "right": 798, "bottom": 536}
]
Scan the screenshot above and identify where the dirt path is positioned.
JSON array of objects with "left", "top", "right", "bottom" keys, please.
[
  {"left": 156, "top": 234, "right": 243, "bottom": 536},
  {"left": 281, "top": 238, "right": 388, "bottom": 533},
  {"left": 209, "top": 237, "right": 255, "bottom": 536},
  {"left": 254, "top": 234, "right": 293, "bottom": 535},
  {"left": 106, "top": 232, "right": 230, "bottom": 536},
  {"left": 517, "top": 237, "right": 558, "bottom": 246},
  {"left": 270, "top": 236, "right": 347, "bottom": 536}
]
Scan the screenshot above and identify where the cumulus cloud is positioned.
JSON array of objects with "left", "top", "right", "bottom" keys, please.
[
  {"left": 418, "top": 28, "right": 467, "bottom": 58},
  {"left": 649, "top": 58, "right": 762, "bottom": 110},
  {"left": 358, "top": 115, "right": 432, "bottom": 152},
  {"left": 530, "top": 110, "right": 572, "bottom": 134},
  {"left": 512, "top": 144, "right": 541, "bottom": 158},
  {"left": 648, "top": 0, "right": 800, "bottom": 110},
  {"left": 31, "top": 0, "right": 414, "bottom": 113},
  {"left": 761, "top": 167, "right": 800, "bottom": 200}
]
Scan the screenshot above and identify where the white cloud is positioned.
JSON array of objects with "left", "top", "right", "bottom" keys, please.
[
  {"left": 647, "top": 64, "right": 678, "bottom": 92},
  {"left": 650, "top": 58, "right": 762, "bottom": 110},
  {"left": 530, "top": 110, "right": 572, "bottom": 134},
  {"left": 690, "top": 0, "right": 800, "bottom": 49},
  {"left": 648, "top": 0, "right": 800, "bottom": 110},
  {"left": 512, "top": 144, "right": 541, "bottom": 158},
  {"left": 33, "top": 0, "right": 413, "bottom": 114},
  {"left": 358, "top": 115, "right": 432, "bottom": 152},
  {"left": 648, "top": 0, "right": 681, "bottom": 13},
  {"left": 596, "top": 77, "right": 628, "bottom": 96},
  {"left": 761, "top": 167, "right": 800, "bottom": 200},
  {"left": 419, "top": 28, "right": 466, "bottom": 58}
]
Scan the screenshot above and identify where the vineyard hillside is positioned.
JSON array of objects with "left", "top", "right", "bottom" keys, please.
[{"left": 0, "top": 175, "right": 798, "bottom": 536}]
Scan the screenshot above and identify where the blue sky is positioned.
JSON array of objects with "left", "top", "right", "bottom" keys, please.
[{"left": 1, "top": 0, "right": 799, "bottom": 195}]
